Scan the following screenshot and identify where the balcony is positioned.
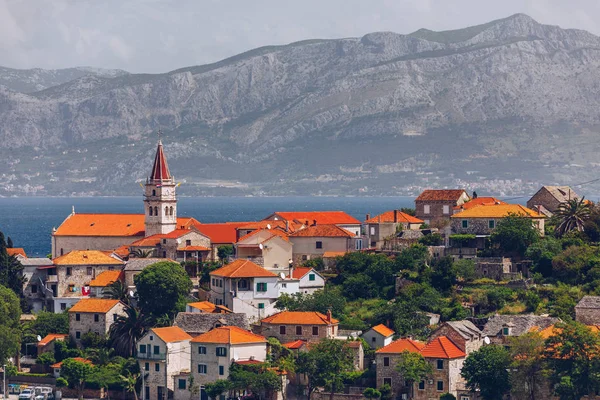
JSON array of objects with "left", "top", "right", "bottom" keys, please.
[{"left": 137, "top": 351, "right": 166, "bottom": 360}]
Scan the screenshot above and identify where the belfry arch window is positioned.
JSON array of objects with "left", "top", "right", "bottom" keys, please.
[
  {"left": 152, "top": 189, "right": 156, "bottom": 196},
  {"left": 154, "top": 206, "right": 158, "bottom": 216},
  {"left": 165, "top": 206, "right": 169, "bottom": 216},
  {"left": 149, "top": 207, "right": 153, "bottom": 216},
  {"left": 169, "top": 206, "right": 174, "bottom": 216}
]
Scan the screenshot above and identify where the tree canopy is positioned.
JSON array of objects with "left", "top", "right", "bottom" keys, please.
[
  {"left": 0, "top": 284, "right": 22, "bottom": 365},
  {"left": 490, "top": 214, "right": 540, "bottom": 257},
  {"left": 461, "top": 345, "right": 511, "bottom": 400}
]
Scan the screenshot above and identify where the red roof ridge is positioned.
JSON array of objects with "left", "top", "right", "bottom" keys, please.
[
  {"left": 420, "top": 336, "right": 465, "bottom": 359},
  {"left": 210, "top": 259, "right": 278, "bottom": 278},
  {"left": 376, "top": 338, "right": 425, "bottom": 354}
]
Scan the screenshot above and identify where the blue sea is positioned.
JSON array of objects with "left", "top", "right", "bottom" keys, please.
[{"left": 0, "top": 196, "right": 415, "bottom": 257}]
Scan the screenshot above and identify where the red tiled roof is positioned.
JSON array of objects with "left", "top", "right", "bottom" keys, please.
[
  {"left": 261, "top": 311, "right": 338, "bottom": 325},
  {"left": 290, "top": 267, "right": 312, "bottom": 279},
  {"left": 453, "top": 197, "right": 506, "bottom": 211},
  {"left": 210, "top": 259, "right": 278, "bottom": 278},
  {"left": 113, "top": 245, "right": 131, "bottom": 258},
  {"left": 420, "top": 336, "right": 465, "bottom": 359},
  {"left": 371, "top": 324, "right": 395, "bottom": 337},
  {"left": 237, "top": 228, "right": 290, "bottom": 244},
  {"left": 283, "top": 340, "right": 307, "bottom": 349},
  {"left": 151, "top": 326, "right": 193, "bottom": 343},
  {"left": 38, "top": 334, "right": 68, "bottom": 347},
  {"left": 68, "top": 299, "right": 122, "bottom": 314},
  {"left": 322, "top": 251, "right": 347, "bottom": 258},
  {"left": 450, "top": 204, "right": 545, "bottom": 219},
  {"left": 89, "top": 270, "right": 124, "bottom": 287},
  {"left": 180, "top": 246, "right": 211, "bottom": 251},
  {"left": 365, "top": 211, "right": 423, "bottom": 224},
  {"left": 196, "top": 222, "right": 249, "bottom": 244},
  {"left": 7, "top": 248, "right": 26, "bottom": 257},
  {"left": 235, "top": 360, "right": 264, "bottom": 365},
  {"left": 191, "top": 326, "right": 266, "bottom": 344},
  {"left": 53, "top": 250, "right": 124, "bottom": 266},
  {"left": 177, "top": 217, "right": 203, "bottom": 230},
  {"left": 415, "top": 190, "right": 468, "bottom": 202},
  {"left": 150, "top": 141, "right": 172, "bottom": 181},
  {"left": 289, "top": 224, "right": 355, "bottom": 238},
  {"left": 376, "top": 338, "right": 425, "bottom": 354},
  {"left": 50, "top": 357, "right": 91, "bottom": 369},
  {"left": 187, "top": 301, "right": 232, "bottom": 313},
  {"left": 267, "top": 211, "right": 361, "bottom": 225}
]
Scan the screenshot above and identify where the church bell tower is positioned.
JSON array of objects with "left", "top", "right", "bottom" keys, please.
[{"left": 144, "top": 139, "right": 177, "bottom": 236}]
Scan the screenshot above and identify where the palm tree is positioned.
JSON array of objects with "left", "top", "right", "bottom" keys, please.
[
  {"left": 120, "top": 372, "right": 140, "bottom": 400},
  {"left": 86, "top": 347, "right": 114, "bottom": 366},
  {"left": 109, "top": 305, "right": 152, "bottom": 358},
  {"left": 102, "top": 280, "right": 130, "bottom": 304},
  {"left": 129, "top": 249, "right": 153, "bottom": 258},
  {"left": 555, "top": 197, "right": 591, "bottom": 237}
]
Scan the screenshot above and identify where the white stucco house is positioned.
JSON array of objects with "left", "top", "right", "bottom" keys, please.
[{"left": 362, "top": 324, "right": 395, "bottom": 349}]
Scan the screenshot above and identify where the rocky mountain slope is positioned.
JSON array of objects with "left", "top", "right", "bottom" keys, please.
[{"left": 1, "top": 14, "right": 600, "bottom": 197}]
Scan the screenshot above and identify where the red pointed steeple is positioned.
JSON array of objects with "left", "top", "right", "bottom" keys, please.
[{"left": 150, "top": 140, "right": 172, "bottom": 181}]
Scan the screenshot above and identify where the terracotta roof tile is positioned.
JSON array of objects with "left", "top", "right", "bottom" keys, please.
[
  {"left": 113, "top": 245, "right": 131, "bottom": 258},
  {"left": 289, "top": 224, "right": 355, "bottom": 238},
  {"left": 261, "top": 311, "right": 338, "bottom": 325},
  {"left": 290, "top": 267, "right": 312, "bottom": 279},
  {"left": 151, "top": 326, "right": 193, "bottom": 343},
  {"left": 53, "top": 250, "right": 124, "bottom": 266},
  {"left": 180, "top": 246, "right": 211, "bottom": 251},
  {"left": 38, "top": 334, "right": 68, "bottom": 347},
  {"left": 365, "top": 211, "right": 424, "bottom": 224},
  {"left": 322, "top": 251, "right": 348, "bottom": 258},
  {"left": 235, "top": 360, "right": 264, "bottom": 365},
  {"left": 210, "top": 259, "right": 278, "bottom": 278},
  {"left": 187, "top": 301, "right": 219, "bottom": 313},
  {"left": 376, "top": 338, "right": 425, "bottom": 354},
  {"left": 50, "top": 357, "right": 91, "bottom": 369},
  {"left": 53, "top": 213, "right": 146, "bottom": 237},
  {"left": 371, "top": 324, "right": 395, "bottom": 337},
  {"left": 7, "top": 248, "right": 26, "bottom": 257},
  {"left": 416, "top": 189, "right": 468, "bottom": 202},
  {"left": 267, "top": 211, "right": 361, "bottom": 225},
  {"left": 453, "top": 197, "right": 506, "bottom": 211},
  {"left": 191, "top": 326, "right": 266, "bottom": 344},
  {"left": 450, "top": 204, "right": 545, "bottom": 219},
  {"left": 237, "top": 228, "right": 290, "bottom": 244},
  {"left": 420, "top": 336, "right": 465, "bottom": 359},
  {"left": 283, "top": 339, "right": 307, "bottom": 349},
  {"left": 89, "top": 270, "right": 124, "bottom": 287},
  {"left": 196, "top": 222, "right": 249, "bottom": 244},
  {"left": 68, "top": 298, "right": 122, "bottom": 313}
]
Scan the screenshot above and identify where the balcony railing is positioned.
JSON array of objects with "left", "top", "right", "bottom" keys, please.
[{"left": 137, "top": 351, "right": 166, "bottom": 360}]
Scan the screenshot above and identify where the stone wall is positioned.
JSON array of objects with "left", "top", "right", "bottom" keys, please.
[
  {"left": 56, "top": 264, "right": 119, "bottom": 298},
  {"left": 416, "top": 199, "right": 466, "bottom": 224},
  {"left": 527, "top": 188, "right": 563, "bottom": 213},
  {"left": 575, "top": 307, "right": 600, "bottom": 325}
]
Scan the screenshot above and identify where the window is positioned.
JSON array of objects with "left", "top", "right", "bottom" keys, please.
[
  {"left": 437, "top": 359, "right": 444, "bottom": 370},
  {"left": 424, "top": 205, "right": 430, "bottom": 214},
  {"left": 461, "top": 397, "right": 470, "bottom": 400},
  {"left": 280, "top": 326, "right": 286, "bottom": 335},
  {"left": 60, "top": 303, "right": 66, "bottom": 311},
  {"left": 258, "top": 303, "right": 264, "bottom": 309},
  {"left": 87, "top": 267, "right": 93, "bottom": 275},
  {"left": 152, "top": 189, "right": 156, "bottom": 196},
  {"left": 309, "top": 274, "right": 316, "bottom": 281},
  {"left": 383, "top": 378, "right": 392, "bottom": 387},
  {"left": 219, "top": 366, "right": 224, "bottom": 376},
  {"left": 140, "top": 344, "right": 147, "bottom": 354},
  {"left": 162, "top": 251, "right": 166, "bottom": 258},
  {"left": 31, "top": 284, "right": 37, "bottom": 294},
  {"left": 155, "top": 363, "right": 160, "bottom": 372},
  {"left": 302, "top": 255, "right": 308, "bottom": 261},
  {"left": 239, "top": 280, "right": 248, "bottom": 289},
  {"left": 219, "top": 280, "right": 223, "bottom": 288},
  {"left": 66, "top": 267, "right": 72, "bottom": 276},
  {"left": 165, "top": 207, "right": 169, "bottom": 216},
  {"left": 372, "top": 337, "right": 376, "bottom": 343},
  {"left": 154, "top": 206, "right": 158, "bottom": 216},
  {"left": 216, "top": 347, "right": 227, "bottom": 357},
  {"left": 315, "top": 241, "right": 322, "bottom": 249},
  {"left": 198, "top": 346, "right": 207, "bottom": 355},
  {"left": 437, "top": 381, "right": 444, "bottom": 391},
  {"left": 186, "top": 240, "right": 192, "bottom": 246},
  {"left": 149, "top": 335, "right": 153, "bottom": 341},
  {"left": 418, "top": 381, "right": 425, "bottom": 390},
  {"left": 75, "top": 331, "right": 81, "bottom": 339},
  {"left": 162, "top": 239, "right": 167, "bottom": 244},
  {"left": 281, "top": 283, "right": 287, "bottom": 288},
  {"left": 256, "top": 282, "right": 267, "bottom": 292},
  {"left": 370, "top": 227, "right": 375, "bottom": 235},
  {"left": 443, "top": 205, "right": 450, "bottom": 214},
  {"left": 94, "top": 314, "right": 99, "bottom": 322},
  {"left": 503, "top": 327, "right": 509, "bottom": 336},
  {"left": 144, "top": 363, "right": 149, "bottom": 371},
  {"left": 75, "top": 313, "right": 81, "bottom": 321},
  {"left": 68, "top": 284, "right": 75, "bottom": 293},
  {"left": 489, "top": 220, "right": 495, "bottom": 229},
  {"left": 153, "top": 345, "right": 160, "bottom": 354},
  {"left": 462, "top": 220, "right": 468, "bottom": 229},
  {"left": 198, "top": 364, "right": 207, "bottom": 374},
  {"left": 355, "top": 239, "right": 363, "bottom": 250},
  {"left": 170, "top": 206, "right": 174, "bottom": 216},
  {"left": 113, "top": 313, "right": 118, "bottom": 322},
  {"left": 312, "top": 326, "right": 319, "bottom": 336},
  {"left": 383, "top": 357, "right": 390, "bottom": 367},
  {"left": 296, "top": 326, "right": 302, "bottom": 335},
  {"left": 178, "top": 379, "right": 186, "bottom": 390}
]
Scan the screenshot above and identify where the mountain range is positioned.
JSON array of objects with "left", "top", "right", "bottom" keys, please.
[{"left": 1, "top": 13, "right": 600, "bottom": 197}]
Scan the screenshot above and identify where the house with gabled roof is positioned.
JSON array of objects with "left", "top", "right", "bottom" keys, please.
[
  {"left": 123, "top": 258, "right": 168, "bottom": 289},
  {"left": 173, "top": 312, "right": 249, "bottom": 338},
  {"left": 376, "top": 338, "right": 425, "bottom": 396},
  {"left": 137, "top": 326, "right": 193, "bottom": 400},
  {"left": 186, "top": 301, "right": 232, "bottom": 314},
  {"left": 362, "top": 324, "right": 395, "bottom": 349},
  {"left": 128, "top": 227, "right": 211, "bottom": 263},
  {"left": 428, "top": 320, "right": 483, "bottom": 354},
  {"left": 234, "top": 228, "right": 293, "bottom": 271},
  {"left": 527, "top": 185, "right": 580, "bottom": 215},
  {"left": 482, "top": 314, "right": 559, "bottom": 346},
  {"left": 288, "top": 224, "right": 360, "bottom": 264},
  {"left": 258, "top": 310, "right": 339, "bottom": 343},
  {"left": 364, "top": 210, "right": 424, "bottom": 249},
  {"left": 209, "top": 259, "right": 280, "bottom": 321},
  {"left": 576, "top": 296, "right": 600, "bottom": 325},
  {"left": 68, "top": 298, "right": 126, "bottom": 345},
  {"left": 196, "top": 222, "right": 250, "bottom": 261},
  {"left": 284, "top": 266, "right": 325, "bottom": 295},
  {"left": 190, "top": 326, "right": 267, "bottom": 386},
  {"left": 453, "top": 196, "right": 506, "bottom": 213},
  {"left": 89, "top": 270, "right": 124, "bottom": 298},
  {"left": 37, "top": 334, "right": 68, "bottom": 355},
  {"left": 415, "top": 189, "right": 470, "bottom": 225},
  {"left": 263, "top": 211, "right": 361, "bottom": 236}
]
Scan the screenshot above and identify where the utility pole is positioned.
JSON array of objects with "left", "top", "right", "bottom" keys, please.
[{"left": 3, "top": 364, "right": 6, "bottom": 400}]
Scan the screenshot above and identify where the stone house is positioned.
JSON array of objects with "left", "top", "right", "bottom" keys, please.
[
  {"left": 472, "top": 257, "right": 531, "bottom": 281},
  {"left": 415, "top": 190, "right": 470, "bottom": 226},
  {"left": 37, "top": 334, "right": 68, "bottom": 355},
  {"left": 68, "top": 298, "right": 127, "bottom": 345},
  {"left": 258, "top": 310, "right": 339, "bottom": 343},
  {"left": 576, "top": 296, "right": 600, "bottom": 324},
  {"left": 345, "top": 340, "right": 365, "bottom": 371},
  {"left": 129, "top": 227, "right": 211, "bottom": 263},
  {"left": 123, "top": 258, "right": 168, "bottom": 289},
  {"left": 428, "top": 321, "right": 483, "bottom": 355},
  {"left": 364, "top": 211, "right": 424, "bottom": 249},
  {"left": 376, "top": 338, "right": 425, "bottom": 397},
  {"left": 527, "top": 186, "right": 580, "bottom": 215},
  {"left": 235, "top": 229, "right": 293, "bottom": 271},
  {"left": 288, "top": 224, "right": 360, "bottom": 264},
  {"left": 361, "top": 324, "right": 395, "bottom": 349},
  {"left": 450, "top": 204, "right": 545, "bottom": 249},
  {"left": 263, "top": 211, "right": 362, "bottom": 237},
  {"left": 209, "top": 259, "right": 281, "bottom": 321},
  {"left": 137, "top": 326, "right": 193, "bottom": 400},
  {"left": 190, "top": 326, "right": 267, "bottom": 387},
  {"left": 21, "top": 257, "right": 55, "bottom": 313},
  {"left": 481, "top": 314, "right": 559, "bottom": 346},
  {"left": 416, "top": 337, "right": 467, "bottom": 399},
  {"left": 173, "top": 312, "right": 250, "bottom": 338},
  {"left": 88, "top": 270, "right": 124, "bottom": 298}
]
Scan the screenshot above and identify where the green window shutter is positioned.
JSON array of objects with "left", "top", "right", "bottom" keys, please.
[{"left": 309, "top": 274, "right": 315, "bottom": 281}]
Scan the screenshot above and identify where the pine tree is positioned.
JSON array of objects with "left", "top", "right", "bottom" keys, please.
[{"left": 0, "top": 231, "right": 25, "bottom": 303}]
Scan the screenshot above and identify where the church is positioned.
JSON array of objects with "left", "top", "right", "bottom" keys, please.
[{"left": 51, "top": 140, "right": 211, "bottom": 261}]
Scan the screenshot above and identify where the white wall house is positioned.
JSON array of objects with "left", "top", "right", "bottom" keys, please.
[
  {"left": 137, "top": 327, "right": 192, "bottom": 400},
  {"left": 235, "top": 229, "right": 293, "bottom": 272},
  {"left": 361, "top": 324, "right": 395, "bottom": 349}
]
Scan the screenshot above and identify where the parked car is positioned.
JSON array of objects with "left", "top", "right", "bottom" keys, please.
[
  {"left": 19, "top": 389, "right": 35, "bottom": 400},
  {"left": 35, "top": 393, "right": 54, "bottom": 400}
]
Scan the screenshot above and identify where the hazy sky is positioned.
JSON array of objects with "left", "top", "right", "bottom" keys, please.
[{"left": 3, "top": 0, "right": 600, "bottom": 73}]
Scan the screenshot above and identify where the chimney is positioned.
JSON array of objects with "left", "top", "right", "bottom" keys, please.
[
  {"left": 305, "top": 220, "right": 309, "bottom": 226},
  {"left": 326, "top": 309, "right": 332, "bottom": 323},
  {"left": 288, "top": 259, "right": 293, "bottom": 278},
  {"left": 365, "top": 213, "right": 370, "bottom": 221},
  {"left": 312, "top": 219, "right": 317, "bottom": 226},
  {"left": 394, "top": 210, "right": 399, "bottom": 223},
  {"left": 286, "top": 220, "right": 290, "bottom": 232}
]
